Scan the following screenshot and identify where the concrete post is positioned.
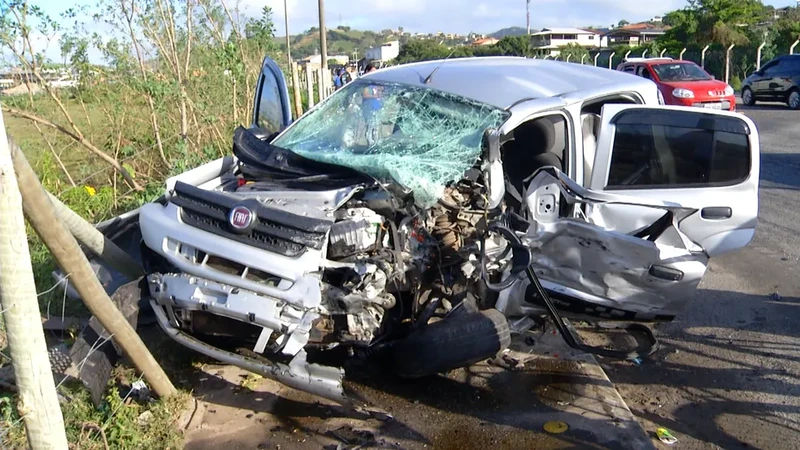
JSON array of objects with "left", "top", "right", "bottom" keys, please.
[
  {"left": 680, "top": 48, "right": 687, "bottom": 60},
  {"left": 566, "top": 54, "right": 572, "bottom": 63},
  {"left": 757, "top": 41, "right": 766, "bottom": 71},
  {"left": 642, "top": 49, "right": 648, "bottom": 58},
  {"left": 0, "top": 115, "right": 69, "bottom": 450},
  {"left": 791, "top": 37, "right": 800, "bottom": 55},
  {"left": 609, "top": 52, "right": 616, "bottom": 69},
  {"left": 594, "top": 53, "right": 600, "bottom": 66},
  {"left": 725, "top": 44, "right": 735, "bottom": 84},
  {"left": 701, "top": 44, "right": 710, "bottom": 68},
  {"left": 291, "top": 62, "right": 303, "bottom": 118},
  {"left": 660, "top": 48, "right": 667, "bottom": 57},
  {"left": 624, "top": 50, "right": 631, "bottom": 60},
  {"left": 581, "top": 54, "right": 587, "bottom": 64}
]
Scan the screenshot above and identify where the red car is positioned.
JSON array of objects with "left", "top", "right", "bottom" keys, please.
[{"left": 616, "top": 58, "right": 736, "bottom": 111}]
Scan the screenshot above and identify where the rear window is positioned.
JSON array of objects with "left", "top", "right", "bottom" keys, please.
[{"left": 606, "top": 110, "right": 751, "bottom": 189}]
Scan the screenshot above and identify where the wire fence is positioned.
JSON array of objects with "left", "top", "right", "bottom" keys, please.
[{"left": 543, "top": 39, "right": 800, "bottom": 87}]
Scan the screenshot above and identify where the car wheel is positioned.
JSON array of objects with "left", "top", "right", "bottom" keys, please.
[
  {"left": 741, "top": 87, "right": 756, "bottom": 106},
  {"left": 788, "top": 90, "right": 800, "bottom": 110}
]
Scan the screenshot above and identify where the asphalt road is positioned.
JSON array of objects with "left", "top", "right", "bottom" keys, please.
[{"left": 603, "top": 100, "right": 800, "bottom": 449}]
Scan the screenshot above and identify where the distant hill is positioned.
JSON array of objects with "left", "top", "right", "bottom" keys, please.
[
  {"left": 490, "top": 27, "right": 528, "bottom": 38},
  {"left": 276, "top": 26, "right": 406, "bottom": 60}
]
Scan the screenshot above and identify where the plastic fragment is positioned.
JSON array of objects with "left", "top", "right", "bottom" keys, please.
[
  {"left": 657, "top": 427, "right": 678, "bottom": 445},
  {"left": 543, "top": 420, "right": 569, "bottom": 434}
]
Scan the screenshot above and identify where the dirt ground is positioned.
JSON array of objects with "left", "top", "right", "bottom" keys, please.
[{"left": 172, "top": 326, "right": 654, "bottom": 450}]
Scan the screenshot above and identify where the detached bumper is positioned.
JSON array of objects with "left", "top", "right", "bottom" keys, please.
[{"left": 149, "top": 297, "right": 348, "bottom": 405}]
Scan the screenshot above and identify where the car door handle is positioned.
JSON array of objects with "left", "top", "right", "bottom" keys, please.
[{"left": 701, "top": 207, "right": 732, "bottom": 220}]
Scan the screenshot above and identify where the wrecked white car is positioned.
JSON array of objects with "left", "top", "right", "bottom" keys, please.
[{"left": 78, "top": 56, "right": 759, "bottom": 405}]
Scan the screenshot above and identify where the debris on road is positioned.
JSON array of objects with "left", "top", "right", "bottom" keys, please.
[
  {"left": 656, "top": 427, "right": 678, "bottom": 445},
  {"left": 543, "top": 420, "right": 569, "bottom": 434}
]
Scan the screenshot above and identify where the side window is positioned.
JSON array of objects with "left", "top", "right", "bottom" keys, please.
[
  {"left": 763, "top": 60, "right": 781, "bottom": 76},
  {"left": 606, "top": 111, "right": 750, "bottom": 189},
  {"left": 785, "top": 58, "right": 800, "bottom": 73},
  {"left": 623, "top": 65, "right": 636, "bottom": 74},
  {"left": 256, "top": 75, "right": 284, "bottom": 134},
  {"left": 639, "top": 67, "right": 652, "bottom": 79}
]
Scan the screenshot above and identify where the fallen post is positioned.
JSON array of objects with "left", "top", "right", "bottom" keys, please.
[
  {"left": 45, "top": 190, "right": 144, "bottom": 280},
  {"left": 10, "top": 143, "right": 177, "bottom": 399}
]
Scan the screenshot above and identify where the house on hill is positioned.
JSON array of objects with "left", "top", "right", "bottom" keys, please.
[
  {"left": 603, "top": 22, "right": 669, "bottom": 47},
  {"left": 530, "top": 27, "right": 604, "bottom": 57}
]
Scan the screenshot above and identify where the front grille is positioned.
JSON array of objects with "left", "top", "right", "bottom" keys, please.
[{"left": 170, "top": 181, "right": 331, "bottom": 257}]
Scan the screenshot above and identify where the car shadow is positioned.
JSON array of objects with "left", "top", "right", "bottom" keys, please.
[
  {"left": 760, "top": 153, "right": 800, "bottom": 190},
  {"left": 602, "top": 288, "right": 800, "bottom": 450}
]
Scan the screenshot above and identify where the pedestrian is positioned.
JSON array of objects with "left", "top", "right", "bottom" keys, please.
[{"left": 333, "top": 68, "right": 343, "bottom": 90}]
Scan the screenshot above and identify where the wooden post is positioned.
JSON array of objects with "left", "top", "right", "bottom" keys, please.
[
  {"left": 291, "top": 62, "right": 303, "bottom": 118},
  {"left": 0, "top": 116, "right": 69, "bottom": 448},
  {"left": 317, "top": 67, "right": 325, "bottom": 102},
  {"left": 11, "top": 145, "right": 177, "bottom": 399},
  {"left": 305, "top": 65, "right": 315, "bottom": 109},
  {"left": 45, "top": 191, "right": 144, "bottom": 280}
]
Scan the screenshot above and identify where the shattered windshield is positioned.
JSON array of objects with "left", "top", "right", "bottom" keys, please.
[{"left": 271, "top": 80, "right": 509, "bottom": 206}]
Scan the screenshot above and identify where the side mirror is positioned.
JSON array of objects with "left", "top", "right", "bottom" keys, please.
[{"left": 711, "top": 75, "right": 716, "bottom": 80}]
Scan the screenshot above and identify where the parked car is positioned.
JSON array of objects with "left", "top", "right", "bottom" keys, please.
[
  {"left": 73, "top": 57, "right": 760, "bottom": 405},
  {"left": 741, "top": 54, "right": 800, "bottom": 110},
  {"left": 617, "top": 57, "right": 736, "bottom": 111}
]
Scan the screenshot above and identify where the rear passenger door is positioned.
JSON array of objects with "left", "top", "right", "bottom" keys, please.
[{"left": 588, "top": 104, "right": 759, "bottom": 258}]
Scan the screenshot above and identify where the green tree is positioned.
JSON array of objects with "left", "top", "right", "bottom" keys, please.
[
  {"left": 618, "top": 20, "right": 630, "bottom": 28},
  {"left": 557, "top": 43, "right": 590, "bottom": 62},
  {"left": 492, "top": 35, "right": 532, "bottom": 57},
  {"left": 245, "top": 6, "right": 277, "bottom": 53},
  {"left": 395, "top": 39, "right": 452, "bottom": 63}
]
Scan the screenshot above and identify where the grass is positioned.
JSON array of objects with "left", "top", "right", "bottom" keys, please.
[{"left": 0, "top": 369, "right": 190, "bottom": 449}]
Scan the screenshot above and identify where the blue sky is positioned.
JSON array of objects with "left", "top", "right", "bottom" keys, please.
[
  {"left": 21, "top": 0, "right": 800, "bottom": 63},
  {"left": 32, "top": 0, "right": 798, "bottom": 36}
]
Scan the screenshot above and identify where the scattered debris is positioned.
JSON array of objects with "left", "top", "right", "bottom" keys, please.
[
  {"left": 129, "top": 380, "right": 151, "bottom": 402},
  {"left": 137, "top": 410, "right": 153, "bottom": 426},
  {"left": 327, "top": 426, "right": 378, "bottom": 447},
  {"left": 771, "top": 292, "right": 783, "bottom": 301},
  {"left": 543, "top": 420, "right": 569, "bottom": 434},
  {"left": 656, "top": 427, "right": 678, "bottom": 445}
]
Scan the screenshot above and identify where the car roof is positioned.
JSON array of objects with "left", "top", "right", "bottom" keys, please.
[{"left": 362, "top": 56, "right": 654, "bottom": 109}]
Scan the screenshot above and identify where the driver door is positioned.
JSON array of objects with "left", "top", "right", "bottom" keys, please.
[{"left": 251, "top": 57, "right": 293, "bottom": 136}]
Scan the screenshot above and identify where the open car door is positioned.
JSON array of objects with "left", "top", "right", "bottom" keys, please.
[
  {"left": 587, "top": 105, "right": 759, "bottom": 258},
  {"left": 251, "top": 57, "right": 293, "bottom": 136},
  {"left": 500, "top": 105, "right": 758, "bottom": 322}
]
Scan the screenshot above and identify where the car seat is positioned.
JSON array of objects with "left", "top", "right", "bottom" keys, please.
[{"left": 502, "top": 118, "right": 562, "bottom": 196}]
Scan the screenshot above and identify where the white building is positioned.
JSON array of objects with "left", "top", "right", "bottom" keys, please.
[
  {"left": 530, "top": 27, "right": 605, "bottom": 56},
  {"left": 365, "top": 40, "right": 400, "bottom": 63}
]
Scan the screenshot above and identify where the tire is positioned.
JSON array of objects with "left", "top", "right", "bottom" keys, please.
[
  {"left": 390, "top": 309, "right": 511, "bottom": 378},
  {"left": 741, "top": 87, "right": 756, "bottom": 106},
  {"left": 788, "top": 89, "right": 800, "bottom": 110}
]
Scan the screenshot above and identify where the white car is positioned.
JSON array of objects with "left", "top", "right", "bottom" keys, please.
[{"left": 86, "top": 56, "right": 759, "bottom": 405}]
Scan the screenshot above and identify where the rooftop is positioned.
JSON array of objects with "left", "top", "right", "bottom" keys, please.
[
  {"left": 532, "top": 27, "right": 597, "bottom": 36},
  {"left": 362, "top": 56, "right": 653, "bottom": 109}
]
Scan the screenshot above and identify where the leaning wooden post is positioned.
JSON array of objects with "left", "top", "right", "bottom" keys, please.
[
  {"left": 290, "top": 61, "right": 303, "bottom": 118},
  {"left": 0, "top": 117, "right": 69, "bottom": 448},
  {"left": 11, "top": 145, "right": 176, "bottom": 399},
  {"left": 305, "top": 65, "right": 315, "bottom": 109}
]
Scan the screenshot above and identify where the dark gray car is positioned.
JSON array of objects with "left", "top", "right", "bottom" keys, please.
[{"left": 741, "top": 54, "right": 800, "bottom": 110}]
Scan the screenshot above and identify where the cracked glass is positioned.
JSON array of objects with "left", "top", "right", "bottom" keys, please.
[{"left": 271, "top": 80, "right": 509, "bottom": 206}]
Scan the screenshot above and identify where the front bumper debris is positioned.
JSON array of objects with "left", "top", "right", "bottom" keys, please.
[{"left": 149, "top": 300, "right": 348, "bottom": 405}]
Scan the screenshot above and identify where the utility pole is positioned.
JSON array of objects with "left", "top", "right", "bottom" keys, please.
[
  {"left": 526, "top": 0, "right": 531, "bottom": 35},
  {"left": 318, "top": 0, "right": 328, "bottom": 95},
  {"left": 0, "top": 113, "right": 69, "bottom": 448},
  {"left": 284, "top": 0, "right": 292, "bottom": 65}
]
